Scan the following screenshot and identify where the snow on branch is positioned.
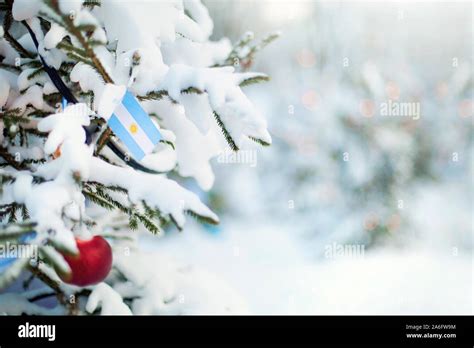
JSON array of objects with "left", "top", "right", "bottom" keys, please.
[{"left": 0, "top": 0, "right": 273, "bottom": 315}]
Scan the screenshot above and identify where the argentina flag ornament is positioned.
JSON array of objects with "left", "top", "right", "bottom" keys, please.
[{"left": 98, "top": 84, "right": 162, "bottom": 161}]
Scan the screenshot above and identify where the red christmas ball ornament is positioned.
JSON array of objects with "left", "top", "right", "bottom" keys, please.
[{"left": 60, "top": 236, "right": 113, "bottom": 287}]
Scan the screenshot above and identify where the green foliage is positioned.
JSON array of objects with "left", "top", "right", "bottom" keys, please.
[{"left": 213, "top": 111, "right": 239, "bottom": 152}]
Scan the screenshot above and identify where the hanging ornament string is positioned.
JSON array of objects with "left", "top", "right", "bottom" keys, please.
[{"left": 21, "top": 20, "right": 163, "bottom": 174}]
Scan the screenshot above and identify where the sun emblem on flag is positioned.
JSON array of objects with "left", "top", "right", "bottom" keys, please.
[{"left": 129, "top": 123, "right": 138, "bottom": 134}]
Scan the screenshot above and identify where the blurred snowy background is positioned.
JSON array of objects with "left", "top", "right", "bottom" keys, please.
[{"left": 144, "top": 0, "right": 473, "bottom": 314}]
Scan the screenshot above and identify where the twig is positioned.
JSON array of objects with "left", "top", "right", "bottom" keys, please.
[{"left": 95, "top": 127, "right": 112, "bottom": 155}]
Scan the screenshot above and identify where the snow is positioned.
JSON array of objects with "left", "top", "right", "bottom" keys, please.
[
  {"left": 6, "top": 0, "right": 271, "bottom": 198},
  {"left": 17, "top": 68, "right": 48, "bottom": 92},
  {"left": 43, "top": 81, "right": 59, "bottom": 95},
  {"left": 22, "top": 101, "right": 217, "bottom": 252},
  {"left": 86, "top": 283, "right": 132, "bottom": 315},
  {"left": 0, "top": 34, "right": 19, "bottom": 65},
  {"left": 35, "top": 104, "right": 93, "bottom": 190},
  {"left": 13, "top": 179, "right": 79, "bottom": 254},
  {"left": 2, "top": 0, "right": 469, "bottom": 318},
  {"left": 11, "top": 174, "right": 33, "bottom": 204},
  {"left": 2, "top": 0, "right": 266, "bottom": 316},
  {"left": 0, "top": 105, "right": 96, "bottom": 255},
  {"left": 159, "top": 64, "right": 271, "bottom": 147},
  {"left": 95, "top": 0, "right": 182, "bottom": 48},
  {"left": 0, "top": 257, "right": 32, "bottom": 290},
  {"left": 27, "top": 17, "right": 66, "bottom": 70},
  {"left": 39, "top": 245, "right": 71, "bottom": 277},
  {"left": 141, "top": 146, "right": 177, "bottom": 173},
  {"left": 162, "top": 38, "right": 231, "bottom": 68}
]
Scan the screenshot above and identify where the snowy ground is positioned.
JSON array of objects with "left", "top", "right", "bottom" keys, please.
[{"left": 141, "top": 220, "right": 473, "bottom": 315}]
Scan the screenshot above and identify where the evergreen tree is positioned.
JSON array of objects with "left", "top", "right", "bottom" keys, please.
[{"left": 0, "top": 0, "right": 273, "bottom": 315}]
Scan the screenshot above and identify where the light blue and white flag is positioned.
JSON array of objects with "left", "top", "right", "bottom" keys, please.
[{"left": 99, "top": 84, "right": 162, "bottom": 161}]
